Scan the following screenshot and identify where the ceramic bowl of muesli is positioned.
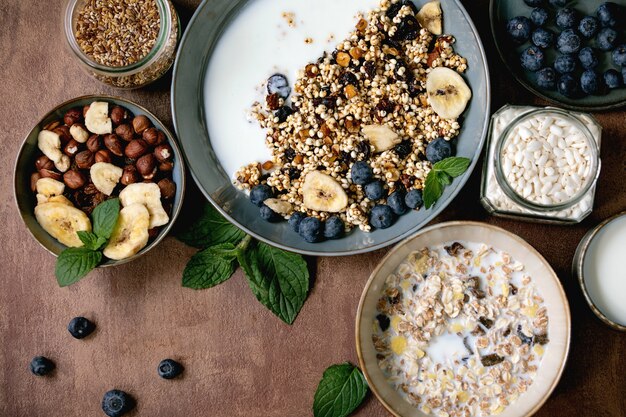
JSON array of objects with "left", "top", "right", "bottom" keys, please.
[
  {"left": 172, "top": 0, "right": 490, "bottom": 255},
  {"left": 356, "top": 222, "right": 571, "bottom": 417}
]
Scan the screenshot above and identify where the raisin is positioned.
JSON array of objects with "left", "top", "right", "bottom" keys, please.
[
  {"left": 412, "top": 284, "right": 418, "bottom": 292},
  {"left": 339, "top": 150, "right": 353, "bottom": 163},
  {"left": 445, "top": 242, "right": 465, "bottom": 256},
  {"left": 466, "top": 276, "right": 480, "bottom": 289},
  {"left": 394, "top": 140, "right": 412, "bottom": 159},
  {"left": 479, "top": 317, "right": 494, "bottom": 329},
  {"left": 376, "top": 314, "right": 390, "bottom": 331},
  {"left": 377, "top": 97, "right": 395, "bottom": 114},
  {"left": 503, "top": 327, "right": 511, "bottom": 337},
  {"left": 388, "top": 293, "right": 401, "bottom": 305},
  {"left": 385, "top": 0, "right": 418, "bottom": 18},
  {"left": 463, "top": 337, "right": 474, "bottom": 355},
  {"left": 509, "top": 284, "right": 518, "bottom": 295},
  {"left": 481, "top": 354, "right": 505, "bottom": 367},
  {"left": 394, "top": 15, "right": 420, "bottom": 41},
  {"left": 517, "top": 325, "right": 533, "bottom": 345},
  {"left": 534, "top": 333, "right": 549, "bottom": 345},
  {"left": 288, "top": 168, "right": 300, "bottom": 180},
  {"left": 275, "top": 106, "right": 294, "bottom": 123},
  {"left": 340, "top": 71, "right": 358, "bottom": 86},
  {"left": 472, "top": 288, "right": 486, "bottom": 299},
  {"left": 356, "top": 140, "right": 371, "bottom": 160},
  {"left": 284, "top": 148, "right": 296, "bottom": 162},
  {"left": 408, "top": 78, "right": 422, "bottom": 97},
  {"left": 363, "top": 60, "right": 377, "bottom": 79},
  {"left": 393, "top": 58, "right": 410, "bottom": 81},
  {"left": 471, "top": 326, "right": 486, "bottom": 336}
]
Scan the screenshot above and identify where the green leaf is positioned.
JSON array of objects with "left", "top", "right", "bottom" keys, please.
[
  {"left": 433, "top": 157, "right": 471, "bottom": 178},
  {"left": 177, "top": 203, "right": 246, "bottom": 249},
  {"left": 55, "top": 248, "right": 102, "bottom": 287},
  {"left": 436, "top": 171, "right": 452, "bottom": 186},
  {"left": 182, "top": 244, "right": 238, "bottom": 289},
  {"left": 92, "top": 198, "right": 120, "bottom": 240},
  {"left": 77, "top": 231, "right": 107, "bottom": 251},
  {"left": 423, "top": 170, "right": 444, "bottom": 210},
  {"left": 239, "top": 242, "right": 309, "bottom": 325},
  {"left": 313, "top": 363, "right": 369, "bottom": 417}
]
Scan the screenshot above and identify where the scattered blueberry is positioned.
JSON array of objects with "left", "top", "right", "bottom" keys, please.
[
  {"left": 288, "top": 212, "right": 306, "bottom": 232},
  {"left": 597, "top": 2, "right": 624, "bottom": 28},
  {"left": 530, "top": 8, "right": 550, "bottom": 27},
  {"left": 581, "top": 70, "right": 604, "bottom": 95},
  {"left": 102, "top": 390, "right": 135, "bottom": 417},
  {"left": 532, "top": 28, "right": 555, "bottom": 49},
  {"left": 275, "top": 106, "right": 294, "bottom": 123},
  {"left": 548, "top": 0, "right": 567, "bottom": 7},
  {"left": 67, "top": 317, "right": 96, "bottom": 339},
  {"left": 30, "top": 356, "right": 55, "bottom": 376},
  {"left": 425, "top": 138, "right": 452, "bottom": 163},
  {"left": 158, "top": 359, "right": 184, "bottom": 379},
  {"left": 604, "top": 69, "right": 622, "bottom": 89},
  {"left": 554, "top": 54, "right": 578, "bottom": 73},
  {"left": 623, "top": 67, "right": 626, "bottom": 84},
  {"left": 387, "top": 191, "right": 408, "bottom": 215},
  {"left": 524, "top": 0, "right": 545, "bottom": 7},
  {"left": 558, "top": 74, "right": 582, "bottom": 97},
  {"left": 612, "top": 44, "right": 626, "bottom": 67},
  {"left": 578, "top": 16, "right": 599, "bottom": 39},
  {"left": 596, "top": 27, "right": 618, "bottom": 51},
  {"left": 324, "top": 216, "right": 345, "bottom": 239},
  {"left": 536, "top": 67, "right": 557, "bottom": 89},
  {"left": 556, "top": 8, "right": 578, "bottom": 29},
  {"left": 351, "top": 161, "right": 374, "bottom": 185},
  {"left": 376, "top": 314, "right": 390, "bottom": 331},
  {"left": 369, "top": 205, "right": 395, "bottom": 229},
  {"left": 507, "top": 16, "right": 532, "bottom": 44},
  {"left": 393, "top": 139, "right": 413, "bottom": 159},
  {"left": 405, "top": 189, "right": 424, "bottom": 209},
  {"left": 250, "top": 185, "right": 273, "bottom": 207},
  {"left": 557, "top": 29, "right": 581, "bottom": 54},
  {"left": 520, "top": 46, "right": 545, "bottom": 71},
  {"left": 267, "top": 74, "right": 291, "bottom": 99},
  {"left": 364, "top": 180, "right": 386, "bottom": 201},
  {"left": 299, "top": 217, "right": 323, "bottom": 243},
  {"left": 260, "top": 205, "right": 281, "bottom": 222},
  {"left": 578, "top": 47, "right": 599, "bottom": 69}
]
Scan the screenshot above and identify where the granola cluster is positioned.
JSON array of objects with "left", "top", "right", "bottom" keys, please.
[{"left": 373, "top": 241, "right": 549, "bottom": 417}]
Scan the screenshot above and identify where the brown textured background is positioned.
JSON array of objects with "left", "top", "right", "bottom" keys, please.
[{"left": 0, "top": 0, "right": 625, "bottom": 416}]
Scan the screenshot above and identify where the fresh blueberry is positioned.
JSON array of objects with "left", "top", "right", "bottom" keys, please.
[
  {"left": 536, "top": 67, "right": 557, "bottom": 89},
  {"left": 323, "top": 216, "right": 344, "bottom": 239},
  {"left": 597, "top": 2, "right": 624, "bottom": 28},
  {"left": 531, "top": 8, "right": 550, "bottom": 26},
  {"left": 596, "top": 27, "right": 619, "bottom": 51},
  {"left": 102, "top": 390, "right": 135, "bottom": 417},
  {"left": 548, "top": 0, "right": 567, "bottom": 7},
  {"left": 622, "top": 67, "right": 626, "bottom": 84},
  {"left": 578, "top": 16, "right": 600, "bottom": 39},
  {"left": 554, "top": 54, "right": 577, "bottom": 73},
  {"left": 507, "top": 16, "right": 532, "bottom": 44},
  {"left": 260, "top": 205, "right": 282, "bottom": 222},
  {"left": 369, "top": 205, "right": 395, "bottom": 229},
  {"left": 604, "top": 69, "right": 622, "bottom": 89},
  {"left": 298, "top": 217, "right": 323, "bottom": 243},
  {"left": 612, "top": 44, "right": 626, "bottom": 67},
  {"left": 532, "top": 28, "right": 555, "bottom": 48},
  {"left": 425, "top": 138, "right": 452, "bottom": 163},
  {"left": 267, "top": 74, "right": 291, "bottom": 99},
  {"left": 158, "top": 359, "right": 184, "bottom": 379},
  {"left": 524, "top": 0, "right": 545, "bottom": 6},
  {"left": 393, "top": 139, "right": 413, "bottom": 159},
  {"left": 30, "top": 356, "right": 55, "bottom": 376},
  {"left": 405, "top": 189, "right": 424, "bottom": 209},
  {"left": 556, "top": 8, "right": 578, "bottom": 29},
  {"left": 351, "top": 161, "right": 373, "bottom": 185},
  {"left": 364, "top": 180, "right": 386, "bottom": 201},
  {"left": 520, "top": 46, "right": 545, "bottom": 71},
  {"left": 67, "top": 317, "right": 95, "bottom": 339},
  {"left": 250, "top": 185, "right": 273, "bottom": 207},
  {"left": 288, "top": 212, "right": 306, "bottom": 232},
  {"left": 275, "top": 106, "right": 294, "bottom": 123},
  {"left": 387, "top": 191, "right": 408, "bottom": 215},
  {"left": 581, "top": 70, "right": 605, "bottom": 95},
  {"left": 579, "top": 47, "right": 599, "bottom": 69},
  {"left": 558, "top": 74, "right": 582, "bottom": 98},
  {"left": 557, "top": 29, "right": 581, "bottom": 54}
]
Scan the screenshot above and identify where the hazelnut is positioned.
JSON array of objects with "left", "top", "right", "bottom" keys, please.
[
  {"left": 53, "top": 125, "right": 72, "bottom": 144},
  {"left": 157, "top": 178, "right": 176, "bottom": 200},
  {"left": 86, "top": 135, "right": 102, "bottom": 152},
  {"left": 125, "top": 139, "right": 149, "bottom": 159},
  {"left": 64, "top": 139, "right": 81, "bottom": 157},
  {"left": 121, "top": 165, "right": 139, "bottom": 185},
  {"left": 95, "top": 150, "right": 112, "bottom": 163},
  {"left": 63, "top": 170, "right": 87, "bottom": 190},
  {"left": 39, "top": 168, "right": 62, "bottom": 181},
  {"left": 31, "top": 172, "right": 41, "bottom": 192},
  {"left": 110, "top": 105, "right": 129, "bottom": 125},
  {"left": 64, "top": 108, "right": 82, "bottom": 126},
  {"left": 82, "top": 104, "right": 90, "bottom": 118},
  {"left": 154, "top": 144, "right": 173, "bottom": 163},
  {"left": 75, "top": 150, "right": 95, "bottom": 169},
  {"left": 142, "top": 128, "right": 165, "bottom": 146},
  {"left": 115, "top": 124, "right": 135, "bottom": 142},
  {"left": 136, "top": 154, "right": 157, "bottom": 179},
  {"left": 35, "top": 155, "right": 55, "bottom": 171},
  {"left": 159, "top": 161, "right": 174, "bottom": 172},
  {"left": 132, "top": 115, "right": 151, "bottom": 134},
  {"left": 104, "top": 134, "right": 124, "bottom": 156}
]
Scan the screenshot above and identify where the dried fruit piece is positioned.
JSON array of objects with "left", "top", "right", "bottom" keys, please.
[
  {"left": 35, "top": 202, "right": 91, "bottom": 247},
  {"left": 417, "top": 1, "right": 443, "bottom": 35},
  {"left": 85, "top": 101, "right": 112, "bottom": 135},
  {"left": 302, "top": 171, "right": 348, "bottom": 213},
  {"left": 361, "top": 124, "right": 401, "bottom": 153},
  {"left": 480, "top": 354, "right": 504, "bottom": 367},
  {"left": 426, "top": 67, "right": 472, "bottom": 120},
  {"left": 90, "top": 162, "right": 123, "bottom": 196},
  {"left": 103, "top": 204, "right": 150, "bottom": 260}
]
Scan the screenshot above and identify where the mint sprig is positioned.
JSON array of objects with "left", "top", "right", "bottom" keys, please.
[
  {"left": 423, "top": 157, "right": 471, "bottom": 209},
  {"left": 313, "top": 363, "right": 369, "bottom": 417}
]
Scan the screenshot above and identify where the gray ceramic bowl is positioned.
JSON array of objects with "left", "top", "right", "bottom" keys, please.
[
  {"left": 14, "top": 95, "right": 186, "bottom": 267},
  {"left": 172, "top": 0, "right": 490, "bottom": 256}
]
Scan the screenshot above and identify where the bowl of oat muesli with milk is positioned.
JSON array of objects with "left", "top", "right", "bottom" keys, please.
[
  {"left": 356, "top": 222, "right": 571, "bottom": 417},
  {"left": 172, "top": 0, "right": 490, "bottom": 255}
]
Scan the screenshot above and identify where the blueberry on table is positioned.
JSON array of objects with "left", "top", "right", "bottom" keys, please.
[
  {"left": 260, "top": 205, "right": 282, "bottom": 222},
  {"left": 288, "top": 211, "right": 306, "bottom": 232},
  {"left": 275, "top": 105, "right": 294, "bottom": 123},
  {"left": 425, "top": 138, "right": 452, "bottom": 163},
  {"left": 554, "top": 54, "right": 577, "bottom": 73},
  {"left": 579, "top": 47, "right": 599, "bottom": 69},
  {"left": 506, "top": 16, "right": 532, "bottom": 44},
  {"left": 405, "top": 189, "right": 424, "bottom": 209},
  {"left": 30, "top": 356, "right": 55, "bottom": 376},
  {"left": 558, "top": 74, "right": 582, "bottom": 98},
  {"left": 67, "top": 316, "right": 96, "bottom": 339},
  {"left": 532, "top": 28, "right": 555, "bottom": 49},
  {"left": 604, "top": 69, "right": 622, "bottom": 89},
  {"left": 581, "top": 70, "right": 605, "bottom": 95},
  {"left": 596, "top": 27, "right": 618, "bottom": 51},
  {"left": 250, "top": 185, "right": 273, "bottom": 207},
  {"left": 578, "top": 16, "right": 599, "bottom": 39},
  {"left": 530, "top": 8, "right": 550, "bottom": 27},
  {"left": 350, "top": 161, "right": 373, "bottom": 185},
  {"left": 556, "top": 29, "right": 581, "bottom": 54},
  {"left": 267, "top": 74, "right": 291, "bottom": 99},
  {"left": 612, "top": 45, "right": 626, "bottom": 67},
  {"left": 536, "top": 67, "right": 557, "bottom": 90},
  {"left": 597, "top": 2, "right": 624, "bottom": 28},
  {"left": 158, "top": 359, "right": 184, "bottom": 379},
  {"left": 369, "top": 205, "right": 395, "bottom": 229},
  {"left": 364, "top": 180, "right": 386, "bottom": 201},
  {"left": 298, "top": 217, "right": 323, "bottom": 243},
  {"left": 387, "top": 190, "right": 408, "bottom": 215},
  {"left": 520, "top": 46, "right": 545, "bottom": 72},
  {"left": 556, "top": 8, "right": 578, "bottom": 29},
  {"left": 323, "top": 216, "right": 345, "bottom": 240},
  {"left": 548, "top": 0, "right": 567, "bottom": 7},
  {"left": 102, "top": 390, "right": 135, "bottom": 417}
]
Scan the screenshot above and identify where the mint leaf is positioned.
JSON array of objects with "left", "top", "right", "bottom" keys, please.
[
  {"left": 92, "top": 198, "right": 120, "bottom": 239},
  {"left": 177, "top": 203, "right": 246, "bottom": 249},
  {"left": 55, "top": 248, "right": 102, "bottom": 287},
  {"left": 313, "top": 363, "right": 368, "bottom": 417},
  {"left": 182, "top": 243, "right": 238, "bottom": 289},
  {"left": 433, "top": 157, "right": 471, "bottom": 178},
  {"left": 436, "top": 171, "right": 452, "bottom": 186},
  {"left": 423, "top": 170, "right": 444, "bottom": 209},
  {"left": 239, "top": 242, "right": 309, "bottom": 325},
  {"left": 77, "top": 231, "right": 107, "bottom": 251}
]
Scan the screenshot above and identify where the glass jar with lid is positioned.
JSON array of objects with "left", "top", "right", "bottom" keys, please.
[
  {"left": 64, "top": 0, "right": 180, "bottom": 88},
  {"left": 481, "top": 105, "right": 602, "bottom": 224}
]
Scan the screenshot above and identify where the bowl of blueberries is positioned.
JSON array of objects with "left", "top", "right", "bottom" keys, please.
[{"left": 491, "top": 0, "right": 626, "bottom": 111}]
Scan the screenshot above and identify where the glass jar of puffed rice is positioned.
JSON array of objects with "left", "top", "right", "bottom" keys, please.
[{"left": 481, "top": 105, "right": 602, "bottom": 224}]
